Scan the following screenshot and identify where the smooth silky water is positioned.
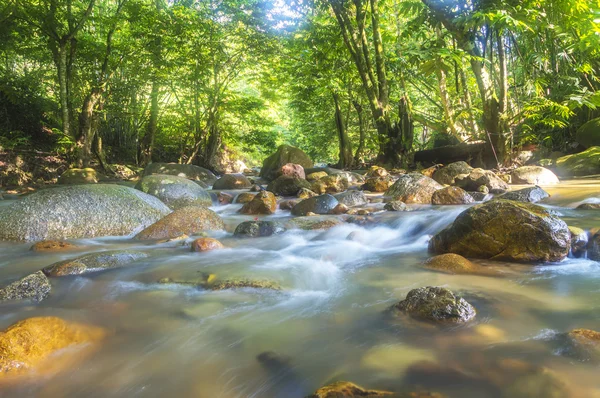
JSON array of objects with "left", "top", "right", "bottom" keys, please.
[{"left": 1, "top": 181, "right": 599, "bottom": 397}]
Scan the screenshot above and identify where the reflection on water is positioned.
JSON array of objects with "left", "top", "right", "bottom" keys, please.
[{"left": 0, "top": 180, "right": 599, "bottom": 397}]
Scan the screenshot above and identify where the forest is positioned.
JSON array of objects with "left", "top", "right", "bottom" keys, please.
[{"left": 1, "top": 0, "right": 598, "bottom": 175}]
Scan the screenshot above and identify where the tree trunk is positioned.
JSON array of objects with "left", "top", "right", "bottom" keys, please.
[
  {"left": 57, "top": 44, "right": 71, "bottom": 139},
  {"left": 204, "top": 107, "right": 220, "bottom": 171},
  {"left": 77, "top": 89, "right": 101, "bottom": 167},
  {"left": 353, "top": 100, "right": 366, "bottom": 165},
  {"left": 333, "top": 92, "right": 353, "bottom": 169},
  {"left": 141, "top": 77, "right": 159, "bottom": 166}
]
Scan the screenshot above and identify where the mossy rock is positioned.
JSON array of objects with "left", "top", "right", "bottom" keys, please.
[
  {"left": 58, "top": 168, "right": 99, "bottom": 184},
  {"left": 306, "top": 381, "right": 393, "bottom": 398},
  {"left": 576, "top": 117, "right": 600, "bottom": 148},
  {"left": 429, "top": 199, "right": 570, "bottom": 263},
  {"left": 135, "top": 174, "right": 212, "bottom": 210},
  {"left": 0, "top": 317, "right": 105, "bottom": 377},
  {"left": 142, "top": 162, "right": 216, "bottom": 186},
  {"left": 391, "top": 286, "right": 476, "bottom": 323},
  {"left": 260, "top": 145, "right": 313, "bottom": 181},
  {"left": 135, "top": 206, "right": 224, "bottom": 240},
  {"left": 286, "top": 216, "right": 343, "bottom": 230},
  {"left": 43, "top": 250, "right": 148, "bottom": 277},
  {"left": 239, "top": 191, "right": 277, "bottom": 215},
  {"left": 556, "top": 147, "right": 600, "bottom": 176},
  {"left": 0, "top": 184, "right": 170, "bottom": 242}
]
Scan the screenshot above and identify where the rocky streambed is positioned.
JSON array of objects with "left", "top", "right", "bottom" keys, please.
[{"left": 0, "top": 155, "right": 600, "bottom": 397}]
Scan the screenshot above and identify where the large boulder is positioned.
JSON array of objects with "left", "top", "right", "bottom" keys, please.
[
  {"left": 429, "top": 200, "right": 570, "bottom": 262},
  {"left": 432, "top": 161, "right": 473, "bottom": 185},
  {"left": 0, "top": 317, "right": 105, "bottom": 377},
  {"left": 511, "top": 166, "right": 559, "bottom": 185},
  {"left": 455, "top": 168, "right": 508, "bottom": 193},
  {"left": 497, "top": 186, "right": 549, "bottom": 203},
  {"left": 135, "top": 174, "right": 212, "bottom": 210},
  {"left": 135, "top": 206, "right": 224, "bottom": 240},
  {"left": 385, "top": 173, "right": 443, "bottom": 204},
  {"left": 0, "top": 184, "right": 170, "bottom": 242},
  {"left": 0, "top": 271, "right": 51, "bottom": 303},
  {"left": 43, "top": 250, "right": 147, "bottom": 277},
  {"left": 233, "top": 221, "right": 286, "bottom": 238},
  {"left": 260, "top": 145, "right": 313, "bottom": 181},
  {"left": 334, "top": 191, "right": 368, "bottom": 207},
  {"left": 239, "top": 191, "right": 277, "bottom": 215},
  {"left": 142, "top": 162, "right": 216, "bottom": 186},
  {"left": 556, "top": 147, "right": 600, "bottom": 176},
  {"left": 212, "top": 173, "right": 252, "bottom": 190},
  {"left": 431, "top": 186, "right": 474, "bottom": 205},
  {"left": 291, "top": 194, "right": 339, "bottom": 216},
  {"left": 391, "top": 286, "right": 476, "bottom": 323},
  {"left": 311, "top": 174, "right": 349, "bottom": 194},
  {"left": 266, "top": 175, "right": 312, "bottom": 196},
  {"left": 576, "top": 118, "right": 600, "bottom": 148},
  {"left": 57, "top": 168, "right": 99, "bottom": 184}
]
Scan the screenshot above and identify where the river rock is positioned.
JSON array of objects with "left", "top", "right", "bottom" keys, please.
[
  {"left": 235, "top": 192, "right": 256, "bottom": 204},
  {"left": 191, "top": 237, "right": 224, "bottom": 252},
  {"left": 306, "top": 171, "right": 328, "bottom": 181},
  {"left": 260, "top": 145, "right": 313, "bottom": 181},
  {"left": 361, "top": 176, "right": 394, "bottom": 192},
  {"left": 432, "top": 161, "right": 473, "bottom": 185},
  {"left": 576, "top": 117, "right": 600, "bottom": 148},
  {"left": 298, "top": 188, "right": 317, "bottom": 199},
  {"left": 143, "top": 162, "right": 216, "bottom": 186},
  {"left": 567, "top": 328, "right": 600, "bottom": 354},
  {"left": 234, "top": 221, "right": 286, "bottom": 238},
  {"left": 135, "top": 206, "right": 224, "bottom": 240},
  {"left": 42, "top": 250, "right": 148, "bottom": 277},
  {"left": 429, "top": 200, "right": 570, "bottom": 262},
  {"left": 469, "top": 192, "right": 493, "bottom": 202},
  {"left": 279, "top": 163, "right": 306, "bottom": 179},
  {"left": 588, "top": 229, "right": 600, "bottom": 261},
  {"left": 568, "top": 226, "right": 588, "bottom": 258},
  {"left": 455, "top": 168, "right": 508, "bottom": 193},
  {"left": 135, "top": 174, "right": 212, "bottom": 209},
  {"left": 556, "top": 147, "right": 600, "bottom": 176},
  {"left": 239, "top": 191, "right": 277, "bottom": 215},
  {"left": 217, "top": 192, "right": 234, "bottom": 205},
  {"left": 306, "top": 381, "right": 393, "bottom": 398},
  {"left": 312, "top": 174, "right": 349, "bottom": 194},
  {"left": 511, "top": 166, "right": 559, "bottom": 185},
  {"left": 385, "top": 173, "right": 443, "bottom": 204},
  {"left": 209, "top": 279, "right": 281, "bottom": 291},
  {"left": 267, "top": 175, "right": 312, "bottom": 196},
  {"left": 497, "top": 186, "right": 549, "bottom": 203},
  {"left": 212, "top": 173, "right": 252, "bottom": 190},
  {"left": 0, "top": 184, "right": 170, "bottom": 242},
  {"left": 58, "top": 168, "right": 99, "bottom": 184},
  {"left": 422, "top": 254, "right": 480, "bottom": 275},
  {"left": 420, "top": 164, "right": 443, "bottom": 178},
  {"left": 392, "top": 286, "right": 476, "bottom": 323},
  {"left": 287, "top": 216, "right": 343, "bottom": 230},
  {"left": 334, "top": 191, "right": 368, "bottom": 207},
  {"left": 365, "top": 165, "right": 389, "bottom": 178},
  {"left": 384, "top": 200, "right": 409, "bottom": 211},
  {"left": 0, "top": 271, "right": 51, "bottom": 303},
  {"left": 30, "top": 240, "right": 78, "bottom": 252},
  {"left": 291, "top": 194, "right": 339, "bottom": 216},
  {"left": 576, "top": 203, "right": 600, "bottom": 210},
  {"left": 431, "top": 186, "right": 474, "bottom": 205},
  {"left": 331, "top": 203, "right": 349, "bottom": 214},
  {"left": 279, "top": 200, "right": 299, "bottom": 210},
  {"left": 0, "top": 317, "right": 105, "bottom": 377}
]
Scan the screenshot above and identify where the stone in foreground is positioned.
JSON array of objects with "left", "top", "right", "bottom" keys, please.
[
  {"left": 0, "top": 317, "right": 105, "bottom": 377},
  {"left": 306, "top": 381, "right": 393, "bottom": 398},
  {"left": 0, "top": 184, "right": 170, "bottom": 242},
  {"left": 0, "top": 271, "right": 51, "bottom": 303},
  {"left": 135, "top": 206, "right": 224, "bottom": 240},
  {"left": 135, "top": 174, "right": 212, "bottom": 209},
  {"left": 429, "top": 200, "right": 570, "bottom": 263},
  {"left": 392, "top": 286, "right": 476, "bottom": 323},
  {"left": 43, "top": 250, "right": 148, "bottom": 277}
]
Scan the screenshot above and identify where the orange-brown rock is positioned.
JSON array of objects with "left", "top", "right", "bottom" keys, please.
[
  {"left": 239, "top": 191, "right": 277, "bottom": 215},
  {"left": 30, "top": 240, "right": 78, "bottom": 252},
  {"left": 306, "top": 381, "right": 393, "bottom": 398},
  {"left": 135, "top": 206, "right": 224, "bottom": 240},
  {"left": 191, "top": 237, "right": 225, "bottom": 252},
  {"left": 0, "top": 317, "right": 105, "bottom": 377}
]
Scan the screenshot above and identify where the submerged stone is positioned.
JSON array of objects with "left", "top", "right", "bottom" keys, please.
[
  {"left": 30, "top": 240, "right": 78, "bottom": 252},
  {"left": 0, "top": 271, "right": 51, "bottom": 303},
  {"left": 0, "top": 184, "right": 170, "bottom": 242},
  {"left": 422, "top": 254, "right": 480, "bottom": 275},
  {"left": 306, "top": 381, "right": 393, "bottom": 398},
  {"left": 392, "top": 286, "right": 476, "bottom": 323},
  {"left": 42, "top": 250, "right": 148, "bottom": 277}
]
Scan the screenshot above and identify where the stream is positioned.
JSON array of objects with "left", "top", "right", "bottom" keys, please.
[{"left": 1, "top": 180, "right": 599, "bottom": 397}]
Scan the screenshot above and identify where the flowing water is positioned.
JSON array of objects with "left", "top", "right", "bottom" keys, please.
[{"left": 1, "top": 181, "right": 600, "bottom": 397}]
